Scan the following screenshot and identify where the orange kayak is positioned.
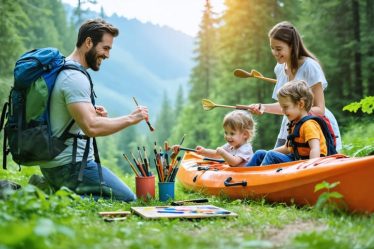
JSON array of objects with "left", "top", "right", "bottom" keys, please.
[{"left": 176, "top": 152, "right": 374, "bottom": 213}]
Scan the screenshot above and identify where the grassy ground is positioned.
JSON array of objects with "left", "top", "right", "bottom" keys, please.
[{"left": 1, "top": 122, "right": 374, "bottom": 249}]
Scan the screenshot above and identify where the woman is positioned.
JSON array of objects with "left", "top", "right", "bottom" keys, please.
[{"left": 248, "top": 21, "right": 342, "bottom": 151}]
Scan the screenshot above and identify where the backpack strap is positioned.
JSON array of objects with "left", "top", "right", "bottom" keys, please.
[
  {"left": 1, "top": 102, "right": 9, "bottom": 170},
  {"left": 59, "top": 62, "right": 104, "bottom": 189},
  {"left": 287, "top": 115, "right": 337, "bottom": 160},
  {"left": 287, "top": 120, "right": 300, "bottom": 160},
  {"left": 93, "top": 138, "right": 104, "bottom": 193},
  {"left": 0, "top": 102, "right": 8, "bottom": 132}
]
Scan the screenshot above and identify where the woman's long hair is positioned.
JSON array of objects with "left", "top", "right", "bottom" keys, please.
[{"left": 268, "top": 21, "right": 318, "bottom": 74}]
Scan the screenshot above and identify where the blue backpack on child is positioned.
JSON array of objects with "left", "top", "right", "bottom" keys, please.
[{"left": 0, "top": 48, "right": 95, "bottom": 169}]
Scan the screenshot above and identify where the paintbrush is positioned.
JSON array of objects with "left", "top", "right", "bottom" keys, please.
[
  {"left": 143, "top": 146, "right": 150, "bottom": 176},
  {"left": 170, "top": 134, "right": 186, "bottom": 164},
  {"left": 132, "top": 96, "right": 154, "bottom": 131},
  {"left": 179, "top": 147, "right": 197, "bottom": 152},
  {"left": 131, "top": 151, "right": 147, "bottom": 176},
  {"left": 122, "top": 153, "right": 140, "bottom": 177},
  {"left": 137, "top": 146, "right": 147, "bottom": 176},
  {"left": 154, "top": 158, "right": 161, "bottom": 182}
]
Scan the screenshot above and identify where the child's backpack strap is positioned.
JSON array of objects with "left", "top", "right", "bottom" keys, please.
[{"left": 287, "top": 115, "right": 338, "bottom": 160}]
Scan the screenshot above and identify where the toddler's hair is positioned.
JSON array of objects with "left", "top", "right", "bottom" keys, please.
[
  {"left": 223, "top": 110, "right": 255, "bottom": 140},
  {"left": 277, "top": 80, "right": 314, "bottom": 112}
]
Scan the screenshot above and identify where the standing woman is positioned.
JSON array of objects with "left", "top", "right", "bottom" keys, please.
[{"left": 248, "top": 21, "right": 342, "bottom": 151}]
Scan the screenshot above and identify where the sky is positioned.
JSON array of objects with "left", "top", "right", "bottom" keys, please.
[{"left": 61, "top": 0, "right": 226, "bottom": 37}]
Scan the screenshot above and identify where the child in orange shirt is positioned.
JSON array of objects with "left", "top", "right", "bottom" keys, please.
[{"left": 246, "top": 80, "right": 327, "bottom": 166}]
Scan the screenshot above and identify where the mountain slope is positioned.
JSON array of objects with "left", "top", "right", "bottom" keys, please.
[{"left": 85, "top": 14, "right": 195, "bottom": 116}]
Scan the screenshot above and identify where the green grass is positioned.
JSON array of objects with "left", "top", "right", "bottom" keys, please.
[
  {"left": 1, "top": 121, "right": 374, "bottom": 249},
  {"left": 1, "top": 166, "right": 374, "bottom": 249}
]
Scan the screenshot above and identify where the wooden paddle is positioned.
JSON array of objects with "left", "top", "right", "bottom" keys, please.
[
  {"left": 233, "top": 68, "right": 277, "bottom": 84},
  {"left": 201, "top": 99, "right": 249, "bottom": 111}
]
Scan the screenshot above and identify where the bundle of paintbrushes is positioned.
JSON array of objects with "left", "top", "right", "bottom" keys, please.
[
  {"left": 123, "top": 146, "right": 152, "bottom": 177},
  {"left": 122, "top": 135, "right": 186, "bottom": 180},
  {"left": 153, "top": 141, "right": 182, "bottom": 182}
]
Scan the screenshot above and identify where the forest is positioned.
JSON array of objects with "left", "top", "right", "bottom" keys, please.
[
  {"left": 0, "top": 0, "right": 373, "bottom": 172},
  {"left": 0, "top": 1, "right": 373, "bottom": 249}
]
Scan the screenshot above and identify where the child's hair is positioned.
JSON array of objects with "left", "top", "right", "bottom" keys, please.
[
  {"left": 268, "top": 21, "right": 318, "bottom": 74},
  {"left": 277, "top": 80, "right": 314, "bottom": 112},
  {"left": 223, "top": 110, "right": 255, "bottom": 140}
]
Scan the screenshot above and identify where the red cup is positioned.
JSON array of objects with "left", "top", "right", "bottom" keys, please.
[{"left": 135, "top": 176, "right": 155, "bottom": 200}]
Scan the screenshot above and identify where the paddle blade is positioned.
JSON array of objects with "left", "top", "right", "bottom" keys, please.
[
  {"left": 251, "top": 69, "right": 263, "bottom": 78},
  {"left": 234, "top": 69, "right": 252, "bottom": 78},
  {"left": 201, "top": 99, "right": 216, "bottom": 111}
]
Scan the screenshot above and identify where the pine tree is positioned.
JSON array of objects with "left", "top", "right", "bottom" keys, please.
[
  {"left": 0, "top": 1, "right": 27, "bottom": 76},
  {"left": 170, "top": 0, "right": 218, "bottom": 148},
  {"left": 299, "top": 0, "right": 370, "bottom": 123},
  {"left": 154, "top": 91, "right": 173, "bottom": 144},
  {"left": 209, "top": 0, "right": 299, "bottom": 149}
]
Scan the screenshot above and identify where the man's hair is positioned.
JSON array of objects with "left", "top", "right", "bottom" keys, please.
[
  {"left": 268, "top": 21, "right": 318, "bottom": 74},
  {"left": 223, "top": 110, "right": 256, "bottom": 140},
  {"left": 76, "top": 19, "right": 119, "bottom": 47},
  {"left": 277, "top": 80, "right": 314, "bottom": 112}
]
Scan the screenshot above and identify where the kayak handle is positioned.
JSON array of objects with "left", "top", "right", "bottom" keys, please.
[{"left": 224, "top": 177, "right": 247, "bottom": 187}]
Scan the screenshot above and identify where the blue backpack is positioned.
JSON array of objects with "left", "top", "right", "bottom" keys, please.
[
  {"left": 286, "top": 115, "right": 338, "bottom": 160},
  {"left": 0, "top": 48, "right": 99, "bottom": 173}
]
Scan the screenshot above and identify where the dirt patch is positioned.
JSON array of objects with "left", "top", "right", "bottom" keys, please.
[{"left": 265, "top": 220, "right": 327, "bottom": 247}]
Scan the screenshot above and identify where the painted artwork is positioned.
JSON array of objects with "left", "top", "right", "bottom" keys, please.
[{"left": 131, "top": 205, "right": 237, "bottom": 219}]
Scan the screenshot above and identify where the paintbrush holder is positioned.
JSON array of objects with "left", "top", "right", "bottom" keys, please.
[
  {"left": 135, "top": 176, "right": 155, "bottom": 200},
  {"left": 158, "top": 182, "right": 175, "bottom": 202}
]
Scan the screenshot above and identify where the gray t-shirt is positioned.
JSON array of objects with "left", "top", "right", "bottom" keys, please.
[
  {"left": 39, "top": 61, "right": 94, "bottom": 168},
  {"left": 222, "top": 143, "right": 253, "bottom": 166}
]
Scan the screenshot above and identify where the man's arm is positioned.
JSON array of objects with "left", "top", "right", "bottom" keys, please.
[{"left": 67, "top": 102, "right": 148, "bottom": 137}]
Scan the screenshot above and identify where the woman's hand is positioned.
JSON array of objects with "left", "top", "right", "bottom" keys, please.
[{"left": 247, "top": 103, "right": 264, "bottom": 115}]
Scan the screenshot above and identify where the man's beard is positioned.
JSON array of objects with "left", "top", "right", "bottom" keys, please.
[{"left": 85, "top": 47, "right": 100, "bottom": 71}]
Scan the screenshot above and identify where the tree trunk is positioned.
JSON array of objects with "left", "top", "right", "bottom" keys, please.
[
  {"left": 352, "top": 0, "right": 363, "bottom": 98},
  {"left": 366, "top": 0, "right": 374, "bottom": 95}
]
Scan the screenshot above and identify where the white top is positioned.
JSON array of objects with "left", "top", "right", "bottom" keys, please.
[
  {"left": 272, "top": 57, "right": 327, "bottom": 100},
  {"left": 273, "top": 57, "right": 342, "bottom": 151},
  {"left": 222, "top": 143, "right": 253, "bottom": 167}
]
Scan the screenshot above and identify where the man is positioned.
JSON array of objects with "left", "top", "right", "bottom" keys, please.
[{"left": 38, "top": 19, "right": 148, "bottom": 201}]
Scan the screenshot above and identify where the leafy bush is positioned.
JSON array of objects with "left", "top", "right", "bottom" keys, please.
[
  {"left": 343, "top": 96, "right": 374, "bottom": 114},
  {"left": 341, "top": 121, "right": 374, "bottom": 156}
]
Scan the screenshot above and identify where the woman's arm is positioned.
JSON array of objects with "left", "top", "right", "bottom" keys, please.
[
  {"left": 248, "top": 102, "right": 283, "bottom": 115},
  {"left": 310, "top": 83, "right": 325, "bottom": 115}
]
